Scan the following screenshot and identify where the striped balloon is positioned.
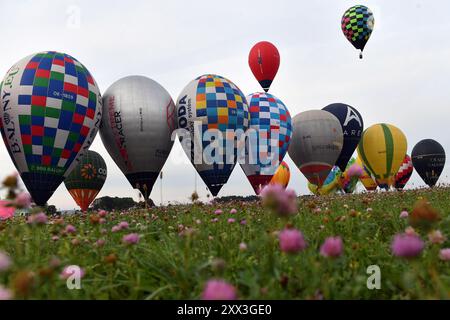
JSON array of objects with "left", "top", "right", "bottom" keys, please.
[
  {"left": 394, "top": 154, "right": 413, "bottom": 190},
  {"left": 357, "top": 123, "right": 407, "bottom": 189}
]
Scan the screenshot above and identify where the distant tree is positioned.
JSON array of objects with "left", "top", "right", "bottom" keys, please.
[
  {"left": 92, "top": 196, "right": 138, "bottom": 211},
  {"left": 46, "top": 205, "right": 57, "bottom": 216}
]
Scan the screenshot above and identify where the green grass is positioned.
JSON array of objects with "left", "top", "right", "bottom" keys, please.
[{"left": 0, "top": 188, "right": 449, "bottom": 299}]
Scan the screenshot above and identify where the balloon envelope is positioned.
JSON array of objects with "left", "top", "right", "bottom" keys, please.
[
  {"left": 100, "top": 76, "right": 175, "bottom": 198},
  {"left": 341, "top": 5, "right": 375, "bottom": 56},
  {"left": 176, "top": 74, "right": 249, "bottom": 196},
  {"left": 64, "top": 150, "right": 107, "bottom": 211},
  {"left": 288, "top": 110, "right": 343, "bottom": 186},
  {"left": 394, "top": 154, "right": 413, "bottom": 190},
  {"left": 411, "top": 139, "right": 446, "bottom": 187},
  {"left": 248, "top": 41, "right": 280, "bottom": 92},
  {"left": 357, "top": 123, "right": 407, "bottom": 189},
  {"left": 322, "top": 103, "right": 363, "bottom": 171},
  {"left": 0, "top": 51, "right": 102, "bottom": 206},
  {"left": 240, "top": 92, "right": 292, "bottom": 194},
  {"left": 270, "top": 161, "right": 290, "bottom": 188},
  {"left": 308, "top": 166, "right": 341, "bottom": 195},
  {"left": 355, "top": 156, "right": 377, "bottom": 191}
]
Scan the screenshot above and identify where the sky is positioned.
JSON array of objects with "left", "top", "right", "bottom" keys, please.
[{"left": 1, "top": 0, "right": 450, "bottom": 210}]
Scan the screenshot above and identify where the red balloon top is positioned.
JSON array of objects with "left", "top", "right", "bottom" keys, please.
[{"left": 248, "top": 41, "right": 280, "bottom": 92}]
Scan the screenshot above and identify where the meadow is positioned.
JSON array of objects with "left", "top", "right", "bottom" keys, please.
[{"left": 0, "top": 186, "right": 449, "bottom": 300}]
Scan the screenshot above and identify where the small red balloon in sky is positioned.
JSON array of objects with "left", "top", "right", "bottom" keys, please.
[{"left": 248, "top": 41, "right": 280, "bottom": 92}]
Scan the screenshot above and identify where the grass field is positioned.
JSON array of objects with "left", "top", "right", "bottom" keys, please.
[{"left": 0, "top": 187, "right": 449, "bottom": 300}]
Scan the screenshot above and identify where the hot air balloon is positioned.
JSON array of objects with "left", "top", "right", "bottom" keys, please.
[
  {"left": 248, "top": 41, "right": 280, "bottom": 92},
  {"left": 394, "top": 154, "right": 413, "bottom": 190},
  {"left": 308, "top": 166, "right": 341, "bottom": 195},
  {"left": 0, "top": 51, "right": 102, "bottom": 206},
  {"left": 176, "top": 74, "right": 249, "bottom": 196},
  {"left": 270, "top": 161, "right": 290, "bottom": 188},
  {"left": 322, "top": 103, "right": 363, "bottom": 171},
  {"left": 288, "top": 110, "right": 343, "bottom": 186},
  {"left": 338, "top": 157, "right": 362, "bottom": 193},
  {"left": 240, "top": 92, "right": 292, "bottom": 194},
  {"left": 411, "top": 139, "right": 446, "bottom": 187},
  {"left": 355, "top": 157, "right": 377, "bottom": 191},
  {"left": 341, "top": 5, "right": 375, "bottom": 58},
  {"left": 64, "top": 150, "right": 107, "bottom": 211},
  {"left": 100, "top": 76, "right": 175, "bottom": 199},
  {"left": 357, "top": 123, "right": 407, "bottom": 190}
]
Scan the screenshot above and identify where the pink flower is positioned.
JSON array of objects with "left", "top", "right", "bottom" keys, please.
[
  {"left": 391, "top": 233, "right": 424, "bottom": 258},
  {"left": 0, "top": 200, "right": 15, "bottom": 220},
  {"left": 260, "top": 184, "right": 297, "bottom": 216},
  {"left": 99, "top": 218, "right": 106, "bottom": 224},
  {"left": 230, "top": 208, "right": 237, "bottom": 214},
  {"left": 0, "top": 251, "right": 12, "bottom": 272},
  {"left": 122, "top": 233, "right": 140, "bottom": 245},
  {"left": 65, "top": 224, "right": 77, "bottom": 234},
  {"left": 0, "top": 285, "right": 12, "bottom": 300},
  {"left": 320, "top": 236, "right": 344, "bottom": 258},
  {"left": 211, "top": 218, "right": 219, "bottom": 223},
  {"left": 27, "top": 212, "right": 47, "bottom": 225},
  {"left": 71, "top": 238, "right": 80, "bottom": 246},
  {"left": 428, "top": 230, "right": 446, "bottom": 244},
  {"left": 278, "top": 228, "right": 307, "bottom": 253},
  {"left": 439, "top": 248, "right": 450, "bottom": 261},
  {"left": 111, "top": 226, "right": 121, "bottom": 233},
  {"left": 95, "top": 239, "right": 106, "bottom": 247},
  {"left": 118, "top": 221, "right": 129, "bottom": 229},
  {"left": 240, "top": 219, "right": 247, "bottom": 225},
  {"left": 100, "top": 228, "right": 107, "bottom": 234},
  {"left": 405, "top": 226, "right": 418, "bottom": 236},
  {"left": 227, "top": 218, "right": 235, "bottom": 224},
  {"left": 52, "top": 235, "right": 59, "bottom": 241},
  {"left": 399, "top": 211, "right": 409, "bottom": 219},
  {"left": 214, "top": 209, "right": 223, "bottom": 215},
  {"left": 239, "top": 242, "right": 247, "bottom": 251},
  {"left": 202, "top": 279, "right": 237, "bottom": 300},
  {"left": 98, "top": 210, "right": 108, "bottom": 217},
  {"left": 14, "top": 192, "right": 32, "bottom": 208},
  {"left": 60, "top": 265, "right": 85, "bottom": 280}
]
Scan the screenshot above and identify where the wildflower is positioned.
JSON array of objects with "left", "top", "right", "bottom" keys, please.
[
  {"left": 0, "top": 251, "right": 12, "bottom": 272},
  {"left": 211, "top": 218, "right": 219, "bottom": 223},
  {"left": 214, "top": 209, "right": 223, "bottom": 215},
  {"left": 405, "top": 226, "right": 418, "bottom": 236},
  {"left": 65, "top": 225, "right": 77, "bottom": 234},
  {"left": 111, "top": 226, "right": 121, "bottom": 233},
  {"left": 95, "top": 239, "right": 106, "bottom": 247},
  {"left": 98, "top": 210, "right": 108, "bottom": 217},
  {"left": 240, "top": 219, "right": 247, "bottom": 225},
  {"left": 239, "top": 242, "right": 247, "bottom": 251},
  {"left": 51, "top": 235, "right": 59, "bottom": 242},
  {"left": 391, "top": 233, "right": 424, "bottom": 258},
  {"left": 27, "top": 212, "right": 48, "bottom": 225},
  {"left": 71, "top": 238, "right": 80, "bottom": 246},
  {"left": 227, "top": 218, "right": 235, "bottom": 224},
  {"left": 230, "top": 208, "right": 237, "bottom": 214},
  {"left": 14, "top": 192, "right": 32, "bottom": 208},
  {"left": 409, "top": 199, "right": 441, "bottom": 230},
  {"left": 399, "top": 211, "right": 409, "bottom": 219},
  {"left": 428, "top": 230, "right": 446, "bottom": 244},
  {"left": 60, "top": 265, "right": 85, "bottom": 280},
  {"left": 320, "top": 236, "right": 344, "bottom": 258},
  {"left": 278, "top": 228, "right": 307, "bottom": 254},
  {"left": 0, "top": 285, "right": 12, "bottom": 300},
  {"left": 260, "top": 184, "right": 297, "bottom": 216},
  {"left": 99, "top": 218, "right": 106, "bottom": 224},
  {"left": 118, "top": 221, "right": 129, "bottom": 230},
  {"left": 202, "top": 279, "right": 237, "bottom": 300},
  {"left": 439, "top": 248, "right": 450, "bottom": 261},
  {"left": 122, "top": 233, "right": 140, "bottom": 245},
  {"left": 347, "top": 164, "right": 363, "bottom": 178},
  {"left": 195, "top": 219, "right": 202, "bottom": 225}
]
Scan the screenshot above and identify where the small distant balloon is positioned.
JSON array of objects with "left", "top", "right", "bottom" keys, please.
[
  {"left": 248, "top": 41, "right": 280, "bottom": 92},
  {"left": 341, "top": 5, "right": 375, "bottom": 58},
  {"left": 64, "top": 150, "right": 107, "bottom": 211},
  {"left": 308, "top": 166, "right": 341, "bottom": 195},
  {"left": 270, "top": 161, "right": 290, "bottom": 188},
  {"left": 394, "top": 154, "right": 413, "bottom": 190},
  {"left": 355, "top": 156, "right": 377, "bottom": 191},
  {"left": 411, "top": 139, "right": 446, "bottom": 187}
]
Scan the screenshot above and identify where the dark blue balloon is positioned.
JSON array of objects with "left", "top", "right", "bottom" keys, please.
[{"left": 322, "top": 103, "right": 363, "bottom": 171}]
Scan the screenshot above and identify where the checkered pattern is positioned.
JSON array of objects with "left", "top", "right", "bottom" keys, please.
[
  {"left": 341, "top": 5, "right": 374, "bottom": 50},
  {"left": 17, "top": 51, "right": 100, "bottom": 175},
  {"left": 246, "top": 92, "right": 292, "bottom": 165}
]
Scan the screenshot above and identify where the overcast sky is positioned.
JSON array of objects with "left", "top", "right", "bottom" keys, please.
[{"left": 1, "top": 0, "right": 449, "bottom": 209}]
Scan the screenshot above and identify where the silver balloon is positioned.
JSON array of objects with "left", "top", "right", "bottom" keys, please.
[
  {"left": 100, "top": 76, "right": 176, "bottom": 198},
  {"left": 288, "top": 110, "right": 343, "bottom": 186}
]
